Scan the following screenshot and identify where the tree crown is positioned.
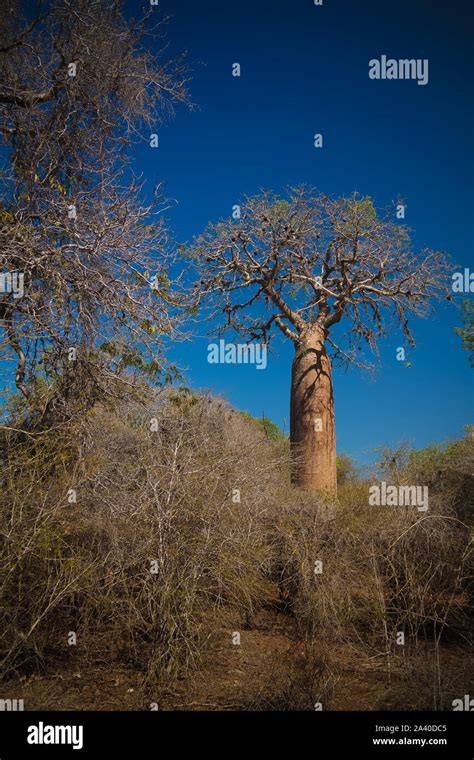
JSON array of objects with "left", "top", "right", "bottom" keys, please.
[{"left": 190, "top": 187, "right": 451, "bottom": 366}]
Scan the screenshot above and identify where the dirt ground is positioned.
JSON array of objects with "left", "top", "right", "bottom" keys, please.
[{"left": 1, "top": 606, "right": 469, "bottom": 711}]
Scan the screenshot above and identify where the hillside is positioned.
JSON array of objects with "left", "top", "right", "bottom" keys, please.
[{"left": 1, "top": 392, "right": 472, "bottom": 710}]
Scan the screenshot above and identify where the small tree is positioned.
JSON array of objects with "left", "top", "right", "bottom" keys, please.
[
  {"left": 455, "top": 300, "right": 474, "bottom": 367},
  {"left": 190, "top": 187, "right": 451, "bottom": 494},
  {"left": 0, "top": 0, "right": 190, "bottom": 422}
]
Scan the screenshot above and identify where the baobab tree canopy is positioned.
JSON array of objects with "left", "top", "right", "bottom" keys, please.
[{"left": 190, "top": 187, "right": 451, "bottom": 493}]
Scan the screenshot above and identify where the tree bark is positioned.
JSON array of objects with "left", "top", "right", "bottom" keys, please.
[{"left": 290, "top": 325, "right": 337, "bottom": 494}]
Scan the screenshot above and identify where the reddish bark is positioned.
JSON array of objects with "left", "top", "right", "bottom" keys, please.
[{"left": 290, "top": 326, "right": 337, "bottom": 494}]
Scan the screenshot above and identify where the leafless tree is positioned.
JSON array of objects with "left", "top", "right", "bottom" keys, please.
[
  {"left": 0, "top": 0, "right": 190, "bottom": 423},
  {"left": 189, "top": 187, "right": 452, "bottom": 493}
]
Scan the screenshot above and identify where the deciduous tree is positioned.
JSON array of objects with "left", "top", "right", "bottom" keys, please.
[
  {"left": 0, "top": 0, "right": 190, "bottom": 422},
  {"left": 190, "top": 187, "right": 451, "bottom": 494}
]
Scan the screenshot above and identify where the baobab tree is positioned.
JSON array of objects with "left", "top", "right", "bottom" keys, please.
[{"left": 190, "top": 187, "right": 451, "bottom": 494}]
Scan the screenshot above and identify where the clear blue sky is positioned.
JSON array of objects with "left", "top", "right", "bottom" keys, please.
[{"left": 135, "top": 0, "right": 473, "bottom": 465}]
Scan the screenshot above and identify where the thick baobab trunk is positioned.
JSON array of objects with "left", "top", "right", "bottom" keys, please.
[{"left": 290, "top": 326, "right": 337, "bottom": 494}]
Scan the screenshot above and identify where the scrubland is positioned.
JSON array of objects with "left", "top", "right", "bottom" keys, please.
[{"left": 0, "top": 392, "right": 472, "bottom": 710}]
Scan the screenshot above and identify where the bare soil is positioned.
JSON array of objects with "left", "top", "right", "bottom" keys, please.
[{"left": 1, "top": 606, "right": 468, "bottom": 711}]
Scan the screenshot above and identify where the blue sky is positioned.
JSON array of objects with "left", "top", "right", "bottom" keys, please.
[
  {"left": 3, "top": 0, "right": 472, "bottom": 466},
  {"left": 134, "top": 0, "right": 473, "bottom": 465}
]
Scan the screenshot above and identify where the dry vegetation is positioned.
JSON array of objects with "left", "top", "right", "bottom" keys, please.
[
  {"left": 0, "top": 392, "right": 472, "bottom": 710},
  {"left": 0, "top": 0, "right": 471, "bottom": 716}
]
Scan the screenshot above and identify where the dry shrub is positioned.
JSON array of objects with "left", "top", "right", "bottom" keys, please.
[
  {"left": 0, "top": 392, "right": 285, "bottom": 684},
  {"left": 1, "top": 398, "right": 471, "bottom": 710},
  {"left": 245, "top": 640, "right": 338, "bottom": 710},
  {"left": 270, "top": 440, "right": 473, "bottom": 707}
]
